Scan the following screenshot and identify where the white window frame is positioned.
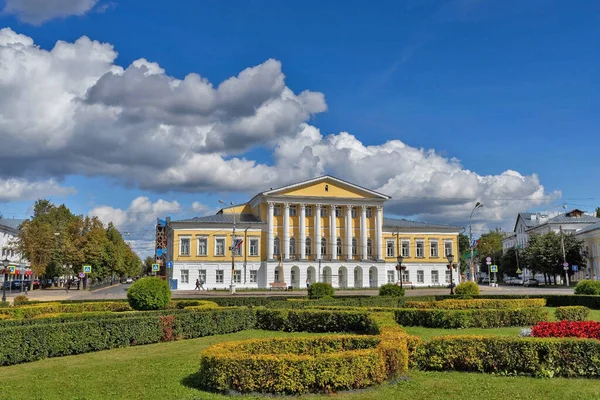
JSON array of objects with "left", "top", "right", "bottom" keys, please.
[
  {"left": 305, "top": 205, "right": 313, "bottom": 217},
  {"left": 351, "top": 207, "right": 357, "bottom": 218},
  {"left": 305, "top": 237, "right": 312, "bottom": 255},
  {"left": 430, "top": 240, "right": 439, "bottom": 257},
  {"left": 416, "top": 241, "right": 425, "bottom": 258},
  {"left": 321, "top": 238, "right": 327, "bottom": 256},
  {"left": 290, "top": 237, "right": 297, "bottom": 258},
  {"left": 352, "top": 238, "right": 358, "bottom": 256},
  {"left": 180, "top": 269, "right": 189, "bottom": 284},
  {"left": 198, "top": 269, "right": 206, "bottom": 283},
  {"left": 401, "top": 240, "right": 410, "bottom": 257},
  {"left": 249, "top": 270, "right": 258, "bottom": 283},
  {"left": 321, "top": 207, "right": 328, "bottom": 217},
  {"left": 445, "top": 270, "right": 452, "bottom": 283},
  {"left": 367, "top": 238, "right": 373, "bottom": 257},
  {"left": 386, "top": 240, "right": 394, "bottom": 257},
  {"left": 249, "top": 237, "right": 259, "bottom": 256},
  {"left": 289, "top": 205, "right": 297, "bottom": 217},
  {"left": 431, "top": 270, "right": 439, "bottom": 284},
  {"left": 402, "top": 270, "right": 409, "bottom": 283},
  {"left": 233, "top": 270, "right": 242, "bottom": 284},
  {"left": 274, "top": 237, "right": 281, "bottom": 257},
  {"left": 336, "top": 237, "right": 343, "bottom": 256},
  {"left": 366, "top": 208, "right": 372, "bottom": 218},
  {"left": 274, "top": 204, "right": 281, "bottom": 216},
  {"left": 179, "top": 236, "right": 191, "bottom": 256},
  {"left": 417, "top": 270, "right": 424, "bottom": 283},
  {"left": 387, "top": 270, "right": 395, "bottom": 283},
  {"left": 215, "top": 237, "right": 226, "bottom": 256},
  {"left": 444, "top": 241, "right": 453, "bottom": 256},
  {"left": 197, "top": 236, "right": 208, "bottom": 256},
  {"left": 216, "top": 270, "right": 224, "bottom": 284},
  {"left": 335, "top": 206, "right": 342, "bottom": 217}
]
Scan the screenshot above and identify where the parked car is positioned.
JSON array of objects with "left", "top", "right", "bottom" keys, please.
[
  {"left": 480, "top": 277, "right": 490, "bottom": 284},
  {"left": 524, "top": 278, "right": 539, "bottom": 287},
  {"left": 505, "top": 277, "right": 515, "bottom": 285},
  {"left": 512, "top": 278, "right": 524, "bottom": 285},
  {"left": 126, "top": 277, "right": 133, "bottom": 284}
]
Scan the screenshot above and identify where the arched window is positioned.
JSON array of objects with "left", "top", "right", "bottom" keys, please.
[
  {"left": 321, "top": 237, "right": 327, "bottom": 256},
  {"left": 336, "top": 237, "right": 342, "bottom": 256},
  {"left": 289, "top": 237, "right": 296, "bottom": 258},
  {"left": 305, "top": 237, "right": 312, "bottom": 255},
  {"left": 352, "top": 238, "right": 357, "bottom": 256},
  {"left": 274, "top": 237, "right": 280, "bottom": 257},
  {"left": 367, "top": 238, "right": 373, "bottom": 257}
]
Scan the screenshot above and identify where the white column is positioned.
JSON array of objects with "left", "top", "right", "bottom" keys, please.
[
  {"left": 376, "top": 205, "right": 383, "bottom": 260},
  {"left": 267, "top": 202, "right": 274, "bottom": 259},
  {"left": 360, "top": 205, "right": 367, "bottom": 260},
  {"left": 283, "top": 203, "right": 290, "bottom": 260},
  {"left": 345, "top": 205, "right": 352, "bottom": 260},
  {"left": 299, "top": 204, "right": 306, "bottom": 260},
  {"left": 315, "top": 204, "right": 322, "bottom": 260},
  {"left": 330, "top": 204, "right": 337, "bottom": 260}
]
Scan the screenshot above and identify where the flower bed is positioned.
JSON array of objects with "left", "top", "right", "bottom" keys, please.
[
  {"left": 404, "top": 298, "right": 546, "bottom": 310},
  {"left": 198, "top": 328, "right": 410, "bottom": 394},
  {"left": 394, "top": 307, "right": 549, "bottom": 328},
  {"left": 532, "top": 321, "right": 600, "bottom": 340}
]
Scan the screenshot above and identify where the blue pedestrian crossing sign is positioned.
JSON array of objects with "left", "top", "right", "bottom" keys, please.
[
  {"left": 152, "top": 264, "right": 160, "bottom": 272},
  {"left": 83, "top": 265, "right": 92, "bottom": 273},
  {"left": 490, "top": 265, "right": 498, "bottom": 273},
  {"left": 166, "top": 261, "right": 173, "bottom": 269},
  {"left": 572, "top": 265, "right": 578, "bottom": 272},
  {"left": 7, "top": 266, "right": 15, "bottom": 274}
]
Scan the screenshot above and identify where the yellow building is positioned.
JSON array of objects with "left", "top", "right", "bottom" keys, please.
[
  {"left": 577, "top": 222, "right": 600, "bottom": 279},
  {"left": 165, "top": 175, "right": 461, "bottom": 290}
]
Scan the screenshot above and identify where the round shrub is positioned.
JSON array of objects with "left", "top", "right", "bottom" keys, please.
[
  {"left": 126, "top": 277, "right": 171, "bottom": 311},
  {"left": 574, "top": 280, "right": 600, "bottom": 295},
  {"left": 307, "top": 282, "right": 334, "bottom": 299},
  {"left": 554, "top": 306, "right": 590, "bottom": 321},
  {"left": 454, "top": 281, "right": 480, "bottom": 297},
  {"left": 13, "top": 295, "right": 29, "bottom": 306},
  {"left": 379, "top": 283, "right": 405, "bottom": 297}
]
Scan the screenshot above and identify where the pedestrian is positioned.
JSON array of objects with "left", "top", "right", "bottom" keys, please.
[
  {"left": 199, "top": 278, "right": 205, "bottom": 290},
  {"left": 65, "top": 278, "right": 70, "bottom": 292},
  {"left": 195, "top": 279, "right": 201, "bottom": 290},
  {"left": 306, "top": 278, "right": 310, "bottom": 289}
]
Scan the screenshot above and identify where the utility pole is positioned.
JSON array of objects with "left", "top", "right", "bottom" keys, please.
[{"left": 560, "top": 225, "right": 569, "bottom": 287}]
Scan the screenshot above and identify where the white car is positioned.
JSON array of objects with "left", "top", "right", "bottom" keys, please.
[{"left": 126, "top": 277, "right": 133, "bottom": 284}]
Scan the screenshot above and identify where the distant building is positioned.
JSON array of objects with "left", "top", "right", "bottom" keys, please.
[
  {"left": 576, "top": 222, "right": 600, "bottom": 278},
  {"left": 0, "top": 218, "right": 27, "bottom": 267}
]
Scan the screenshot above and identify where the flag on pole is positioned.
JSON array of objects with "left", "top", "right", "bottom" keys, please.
[{"left": 234, "top": 239, "right": 243, "bottom": 249}]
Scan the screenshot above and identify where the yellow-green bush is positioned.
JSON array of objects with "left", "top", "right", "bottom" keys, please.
[
  {"left": 198, "top": 329, "right": 410, "bottom": 394},
  {"left": 394, "top": 307, "right": 549, "bottom": 328},
  {"left": 0, "top": 302, "right": 131, "bottom": 319},
  {"left": 554, "top": 306, "right": 590, "bottom": 321},
  {"left": 404, "top": 298, "right": 546, "bottom": 309},
  {"left": 182, "top": 301, "right": 219, "bottom": 311}
]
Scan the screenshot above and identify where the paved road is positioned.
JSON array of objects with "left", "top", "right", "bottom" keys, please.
[{"left": 12, "top": 283, "right": 574, "bottom": 302}]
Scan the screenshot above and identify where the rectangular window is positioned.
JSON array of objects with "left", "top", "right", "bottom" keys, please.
[
  {"left": 351, "top": 207, "right": 357, "bottom": 218},
  {"left": 366, "top": 208, "right": 372, "bottom": 218},
  {"left": 417, "top": 270, "right": 424, "bottom": 283},
  {"left": 274, "top": 205, "right": 281, "bottom": 216},
  {"left": 197, "top": 237, "right": 207, "bottom": 256},
  {"left": 431, "top": 270, "right": 439, "bottom": 284},
  {"left": 445, "top": 241, "right": 453, "bottom": 256},
  {"left": 305, "top": 205, "right": 312, "bottom": 217},
  {"left": 430, "top": 241, "right": 438, "bottom": 257},
  {"left": 289, "top": 205, "right": 297, "bottom": 216},
  {"left": 352, "top": 239, "right": 357, "bottom": 256},
  {"left": 320, "top": 207, "right": 327, "bottom": 217},
  {"left": 401, "top": 241, "right": 410, "bottom": 257},
  {"left": 180, "top": 269, "right": 189, "bottom": 284},
  {"left": 249, "top": 238, "right": 259, "bottom": 256},
  {"left": 387, "top": 270, "right": 395, "bottom": 283},
  {"left": 198, "top": 269, "right": 206, "bottom": 283},
  {"left": 335, "top": 206, "right": 342, "bottom": 217},
  {"left": 215, "top": 238, "right": 225, "bottom": 256},
  {"left": 402, "top": 270, "right": 409, "bottom": 283},
  {"left": 233, "top": 270, "right": 242, "bottom": 284},
  {"left": 216, "top": 270, "right": 224, "bottom": 284},
  {"left": 249, "top": 270, "right": 257, "bottom": 283},
  {"left": 445, "top": 270, "right": 451, "bottom": 283},
  {"left": 180, "top": 237, "right": 190, "bottom": 256},
  {"left": 416, "top": 241, "right": 424, "bottom": 257},
  {"left": 386, "top": 241, "right": 394, "bottom": 257}
]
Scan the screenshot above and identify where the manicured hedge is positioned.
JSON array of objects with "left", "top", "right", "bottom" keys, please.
[
  {"left": 404, "top": 298, "right": 546, "bottom": 310},
  {"left": 394, "top": 307, "right": 549, "bottom": 328},
  {"left": 414, "top": 335, "right": 600, "bottom": 378},
  {"left": 545, "top": 295, "right": 600, "bottom": 309},
  {"left": 255, "top": 308, "right": 380, "bottom": 334},
  {"left": 574, "top": 279, "right": 600, "bottom": 295},
  {"left": 0, "top": 302, "right": 132, "bottom": 319},
  {"left": 554, "top": 306, "right": 590, "bottom": 321},
  {"left": 198, "top": 329, "right": 409, "bottom": 394},
  {"left": 267, "top": 297, "right": 401, "bottom": 309},
  {"left": 0, "top": 308, "right": 255, "bottom": 366}
]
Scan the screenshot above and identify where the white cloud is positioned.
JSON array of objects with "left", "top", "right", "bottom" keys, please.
[
  {"left": 2, "top": 0, "right": 99, "bottom": 24},
  {"left": 0, "top": 178, "right": 76, "bottom": 202}
]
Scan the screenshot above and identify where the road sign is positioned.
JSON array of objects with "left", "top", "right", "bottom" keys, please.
[
  {"left": 152, "top": 263, "right": 160, "bottom": 272},
  {"left": 83, "top": 265, "right": 92, "bottom": 273},
  {"left": 486, "top": 257, "right": 492, "bottom": 262},
  {"left": 166, "top": 261, "right": 173, "bottom": 269},
  {"left": 79, "top": 272, "right": 85, "bottom": 278},
  {"left": 486, "top": 261, "right": 492, "bottom": 265},
  {"left": 563, "top": 262, "right": 569, "bottom": 268},
  {"left": 572, "top": 265, "right": 578, "bottom": 272},
  {"left": 516, "top": 268, "right": 522, "bottom": 274},
  {"left": 490, "top": 265, "right": 498, "bottom": 273},
  {"left": 8, "top": 266, "right": 15, "bottom": 274}
]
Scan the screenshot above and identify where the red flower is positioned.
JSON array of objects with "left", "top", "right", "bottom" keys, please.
[{"left": 531, "top": 321, "right": 600, "bottom": 340}]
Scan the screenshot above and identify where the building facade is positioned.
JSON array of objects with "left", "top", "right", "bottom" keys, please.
[
  {"left": 0, "top": 218, "right": 27, "bottom": 268},
  {"left": 164, "top": 176, "right": 461, "bottom": 290},
  {"left": 576, "top": 222, "right": 600, "bottom": 279}
]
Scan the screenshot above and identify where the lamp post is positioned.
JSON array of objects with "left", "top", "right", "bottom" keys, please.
[
  {"left": 2, "top": 257, "right": 10, "bottom": 303},
  {"left": 447, "top": 253, "right": 455, "bottom": 295},
  {"left": 219, "top": 200, "right": 237, "bottom": 295},
  {"left": 469, "top": 202, "right": 484, "bottom": 282},
  {"left": 395, "top": 255, "right": 406, "bottom": 289}
]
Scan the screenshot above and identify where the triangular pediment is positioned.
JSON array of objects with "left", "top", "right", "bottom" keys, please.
[{"left": 262, "top": 176, "right": 390, "bottom": 200}]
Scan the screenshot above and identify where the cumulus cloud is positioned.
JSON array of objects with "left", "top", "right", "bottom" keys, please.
[
  {"left": 0, "top": 28, "right": 559, "bottom": 232},
  {"left": 0, "top": 178, "right": 76, "bottom": 202},
  {"left": 2, "top": 0, "right": 99, "bottom": 24}
]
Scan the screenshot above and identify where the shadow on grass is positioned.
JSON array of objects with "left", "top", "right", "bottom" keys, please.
[{"left": 181, "top": 371, "right": 205, "bottom": 391}]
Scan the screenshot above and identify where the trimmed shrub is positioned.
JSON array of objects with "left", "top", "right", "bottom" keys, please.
[
  {"left": 307, "top": 282, "right": 334, "bottom": 299},
  {"left": 532, "top": 320, "right": 600, "bottom": 339},
  {"left": 453, "top": 281, "right": 480, "bottom": 297},
  {"left": 167, "top": 300, "right": 219, "bottom": 310},
  {"left": 13, "top": 295, "right": 29, "bottom": 306},
  {"left": 394, "top": 307, "right": 549, "bottom": 328},
  {"left": 404, "top": 298, "right": 546, "bottom": 310},
  {"left": 545, "top": 295, "right": 600, "bottom": 309},
  {"left": 414, "top": 335, "right": 600, "bottom": 378},
  {"left": 0, "top": 302, "right": 132, "bottom": 319},
  {"left": 127, "top": 277, "right": 171, "bottom": 311},
  {"left": 255, "top": 308, "right": 381, "bottom": 334},
  {"left": 0, "top": 301, "right": 10, "bottom": 308},
  {"left": 554, "top": 306, "right": 590, "bottom": 321},
  {"left": 268, "top": 297, "right": 401, "bottom": 309},
  {"left": 198, "top": 332, "right": 409, "bottom": 394},
  {"left": 379, "top": 283, "right": 405, "bottom": 297},
  {"left": 574, "top": 280, "right": 600, "bottom": 295}
]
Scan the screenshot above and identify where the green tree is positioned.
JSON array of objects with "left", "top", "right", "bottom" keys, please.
[
  {"left": 475, "top": 228, "right": 504, "bottom": 275},
  {"left": 522, "top": 231, "right": 584, "bottom": 284},
  {"left": 143, "top": 256, "right": 154, "bottom": 275},
  {"left": 596, "top": 207, "right": 600, "bottom": 218},
  {"left": 458, "top": 233, "right": 470, "bottom": 274}
]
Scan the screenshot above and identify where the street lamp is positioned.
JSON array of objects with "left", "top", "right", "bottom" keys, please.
[
  {"left": 395, "top": 255, "right": 406, "bottom": 289},
  {"left": 219, "top": 200, "right": 237, "bottom": 295},
  {"left": 447, "top": 253, "right": 455, "bottom": 295},
  {"left": 469, "top": 202, "right": 484, "bottom": 282},
  {"left": 2, "top": 257, "right": 10, "bottom": 303}
]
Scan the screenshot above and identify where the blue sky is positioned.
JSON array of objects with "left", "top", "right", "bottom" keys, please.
[{"left": 0, "top": 0, "right": 598, "bottom": 255}]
